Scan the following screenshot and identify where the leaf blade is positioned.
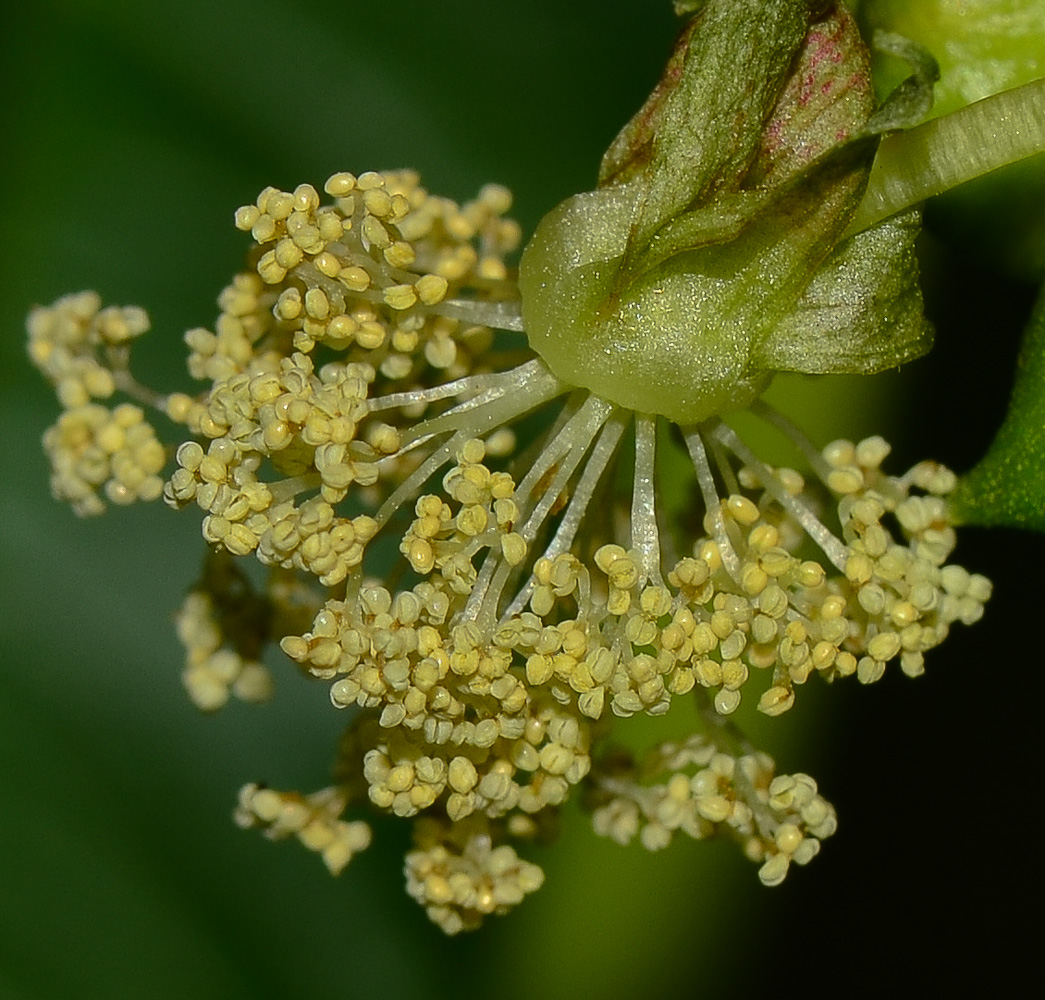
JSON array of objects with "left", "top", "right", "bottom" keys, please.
[{"left": 953, "top": 281, "right": 1045, "bottom": 530}]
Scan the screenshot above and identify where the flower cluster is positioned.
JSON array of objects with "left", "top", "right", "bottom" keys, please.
[
  {"left": 588, "top": 734, "right": 837, "bottom": 887},
  {"left": 28, "top": 291, "right": 166, "bottom": 515},
  {"left": 28, "top": 166, "right": 989, "bottom": 931},
  {"left": 27, "top": 0, "right": 994, "bottom": 934}
]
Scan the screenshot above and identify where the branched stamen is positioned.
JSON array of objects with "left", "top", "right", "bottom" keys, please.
[
  {"left": 750, "top": 400, "right": 835, "bottom": 482},
  {"left": 631, "top": 415, "right": 663, "bottom": 585},
  {"left": 710, "top": 423, "right": 849, "bottom": 572},
  {"left": 375, "top": 429, "right": 471, "bottom": 528},
  {"left": 267, "top": 473, "right": 322, "bottom": 504},
  {"left": 367, "top": 362, "right": 545, "bottom": 415},
  {"left": 683, "top": 426, "right": 741, "bottom": 580},
  {"left": 460, "top": 536, "right": 506, "bottom": 625},
  {"left": 397, "top": 360, "right": 565, "bottom": 448},
  {"left": 111, "top": 365, "right": 166, "bottom": 411},
  {"left": 515, "top": 394, "right": 616, "bottom": 545},
  {"left": 500, "top": 410, "right": 627, "bottom": 621},
  {"left": 694, "top": 690, "right": 776, "bottom": 840},
  {"left": 374, "top": 362, "right": 568, "bottom": 528},
  {"left": 709, "top": 436, "right": 742, "bottom": 499},
  {"left": 429, "top": 299, "right": 524, "bottom": 332},
  {"left": 467, "top": 393, "right": 615, "bottom": 625}
]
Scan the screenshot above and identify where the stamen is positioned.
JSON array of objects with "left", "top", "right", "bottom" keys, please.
[
  {"left": 467, "top": 393, "right": 615, "bottom": 625},
  {"left": 267, "top": 473, "right": 322, "bottom": 504},
  {"left": 430, "top": 298, "right": 525, "bottom": 332},
  {"left": 460, "top": 534, "right": 506, "bottom": 625},
  {"left": 630, "top": 415, "right": 663, "bottom": 584},
  {"left": 375, "top": 429, "right": 471, "bottom": 527},
  {"left": 367, "top": 363, "right": 544, "bottom": 414},
  {"left": 397, "top": 360, "right": 565, "bottom": 447},
  {"left": 111, "top": 368, "right": 166, "bottom": 411},
  {"left": 709, "top": 437, "right": 742, "bottom": 498},
  {"left": 750, "top": 400, "right": 835, "bottom": 482},
  {"left": 683, "top": 426, "right": 741, "bottom": 580},
  {"left": 500, "top": 410, "right": 627, "bottom": 621},
  {"left": 514, "top": 395, "right": 615, "bottom": 543},
  {"left": 710, "top": 423, "right": 849, "bottom": 572},
  {"left": 693, "top": 689, "right": 777, "bottom": 840},
  {"left": 538, "top": 410, "right": 627, "bottom": 560}
]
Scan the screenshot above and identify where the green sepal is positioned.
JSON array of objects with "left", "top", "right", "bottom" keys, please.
[
  {"left": 759, "top": 206, "right": 931, "bottom": 375},
  {"left": 597, "top": 0, "right": 811, "bottom": 259},
  {"left": 952, "top": 282, "right": 1045, "bottom": 531},
  {"left": 864, "top": 0, "right": 1045, "bottom": 120},
  {"left": 863, "top": 31, "right": 939, "bottom": 134}
]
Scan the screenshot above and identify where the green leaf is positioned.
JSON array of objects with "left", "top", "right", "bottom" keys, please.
[{"left": 953, "top": 282, "right": 1045, "bottom": 530}]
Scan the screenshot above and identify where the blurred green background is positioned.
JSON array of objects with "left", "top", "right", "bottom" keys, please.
[{"left": 1, "top": 2, "right": 1042, "bottom": 998}]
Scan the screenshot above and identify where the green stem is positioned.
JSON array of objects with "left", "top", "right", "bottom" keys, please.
[{"left": 847, "top": 77, "right": 1045, "bottom": 236}]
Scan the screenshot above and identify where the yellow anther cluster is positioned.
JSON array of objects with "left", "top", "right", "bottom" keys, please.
[
  {"left": 828, "top": 439, "right": 989, "bottom": 686},
  {"left": 29, "top": 292, "right": 168, "bottom": 515},
  {"left": 235, "top": 783, "right": 372, "bottom": 876},
  {"left": 174, "top": 590, "right": 273, "bottom": 711},
  {"left": 404, "top": 815, "right": 545, "bottom": 934},
  {"left": 28, "top": 167, "right": 991, "bottom": 932},
  {"left": 183, "top": 273, "right": 282, "bottom": 383},
  {"left": 273, "top": 410, "right": 985, "bottom": 907},
  {"left": 42, "top": 402, "right": 166, "bottom": 516},
  {"left": 170, "top": 552, "right": 320, "bottom": 711},
  {"left": 400, "top": 440, "right": 526, "bottom": 590},
  {"left": 283, "top": 582, "right": 593, "bottom": 825},
  {"left": 229, "top": 170, "right": 519, "bottom": 370},
  {"left": 163, "top": 350, "right": 385, "bottom": 580},
  {"left": 589, "top": 734, "right": 836, "bottom": 886},
  {"left": 256, "top": 498, "right": 378, "bottom": 587},
  {"left": 27, "top": 291, "right": 149, "bottom": 408}
]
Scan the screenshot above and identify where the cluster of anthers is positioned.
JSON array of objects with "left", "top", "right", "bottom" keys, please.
[{"left": 29, "top": 168, "right": 989, "bottom": 933}]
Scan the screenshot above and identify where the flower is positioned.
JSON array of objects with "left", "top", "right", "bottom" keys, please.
[{"left": 27, "top": 0, "right": 991, "bottom": 933}]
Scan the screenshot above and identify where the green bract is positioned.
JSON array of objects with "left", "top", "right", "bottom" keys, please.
[
  {"left": 953, "top": 282, "right": 1045, "bottom": 532},
  {"left": 519, "top": 0, "right": 931, "bottom": 424}
]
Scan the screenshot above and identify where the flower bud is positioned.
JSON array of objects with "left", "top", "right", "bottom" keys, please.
[{"left": 520, "top": 0, "right": 931, "bottom": 424}]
